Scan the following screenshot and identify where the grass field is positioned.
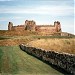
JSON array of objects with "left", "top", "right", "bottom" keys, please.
[
  {"left": 0, "top": 46, "right": 64, "bottom": 75},
  {"left": 27, "top": 38, "right": 75, "bottom": 54},
  {"left": 0, "top": 35, "right": 75, "bottom": 54},
  {"left": 0, "top": 34, "right": 74, "bottom": 74}
]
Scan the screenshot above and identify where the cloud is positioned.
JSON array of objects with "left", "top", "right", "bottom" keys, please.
[
  {"left": 0, "top": 0, "right": 13, "bottom": 1},
  {"left": 0, "top": 17, "right": 24, "bottom": 21},
  {"left": 0, "top": 5, "right": 73, "bottom": 17}
]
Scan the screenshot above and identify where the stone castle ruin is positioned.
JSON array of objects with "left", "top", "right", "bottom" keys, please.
[{"left": 8, "top": 20, "right": 61, "bottom": 33}]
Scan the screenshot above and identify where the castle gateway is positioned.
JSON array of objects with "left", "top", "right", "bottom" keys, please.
[{"left": 8, "top": 20, "right": 61, "bottom": 33}]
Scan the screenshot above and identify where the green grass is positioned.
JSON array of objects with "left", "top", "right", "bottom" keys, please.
[
  {"left": 0, "top": 46, "right": 63, "bottom": 75},
  {"left": 0, "top": 36, "right": 10, "bottom": 40},
  {"left": 33, "top": 35, "right": 75, "bottom": 39},
  {"left": 0, "top": 48, "right": 3, "bottom": 73}
]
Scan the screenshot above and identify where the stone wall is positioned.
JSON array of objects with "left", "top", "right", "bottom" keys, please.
[
  {"left": 19, "top": 44, "right": 75, "bottom": 74},
  {"left": 35, "top": 25, "right": 57, "bottom": 33},
  {"left": 12, "top": 25, "right": 25, "bottom": 31}
]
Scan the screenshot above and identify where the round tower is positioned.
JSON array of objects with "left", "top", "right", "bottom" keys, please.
[
  {"left": 54, "top": 21, "right": 61, "bottom": 32},
  {"left": 8, "top": 22, "right": 13, "bottom": 30}
]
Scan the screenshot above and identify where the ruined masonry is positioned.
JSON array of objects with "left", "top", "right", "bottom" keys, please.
[{"left": 8, "top": 20, "right": 61, "bottom": 33}]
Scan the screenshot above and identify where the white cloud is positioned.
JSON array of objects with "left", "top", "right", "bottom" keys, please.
[
  {"left": 0, "top": 0, "right": 13, "bottom": 1},
  {"left": 0, "top": 5, "right": 73, "bottom": 16},
  {"left": 0, "top": 17, "right": 24, "bottom": 21}
]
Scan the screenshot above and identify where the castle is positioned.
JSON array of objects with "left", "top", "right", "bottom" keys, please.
[{"left": 8, "top": 20, "right": 61, "bottom": 33}]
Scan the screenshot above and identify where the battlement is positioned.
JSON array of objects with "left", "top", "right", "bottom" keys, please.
[
  {"left": 25, "top": 20, "right": 36, "bottom": 25},
  {"left": 54, "top": 21, "right": 60, "bottom": 25}
]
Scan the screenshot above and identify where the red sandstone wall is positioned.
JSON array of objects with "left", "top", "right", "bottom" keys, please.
[
  {"left": 35, "top": 26, "right": 57, "bottom": 33},
  {"left": 12, "top": 26, "right": 25, "bottom": 31}
]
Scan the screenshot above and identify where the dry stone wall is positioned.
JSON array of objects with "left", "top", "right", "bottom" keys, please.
[{"left": 19, "top": 44, "right": 75, "bottom": 74}]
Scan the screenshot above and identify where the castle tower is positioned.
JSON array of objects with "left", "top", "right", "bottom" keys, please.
[
  {"left": 54, "top": 21, "right": 61, "bottom": 32},
  {"left": 8, "top": 22, "right": 13, "bottom": 30},
  {"left": 25, "top": 20, "right": 36, "bottom": 31}
]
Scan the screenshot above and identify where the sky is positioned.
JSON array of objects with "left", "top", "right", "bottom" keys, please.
[{"left": 0, "top": 0, "right": 74, "bottom": 34}]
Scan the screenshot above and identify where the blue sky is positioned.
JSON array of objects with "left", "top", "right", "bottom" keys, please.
[{"left": 0, "top": 0, "right": 74, "bottom": 34}]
